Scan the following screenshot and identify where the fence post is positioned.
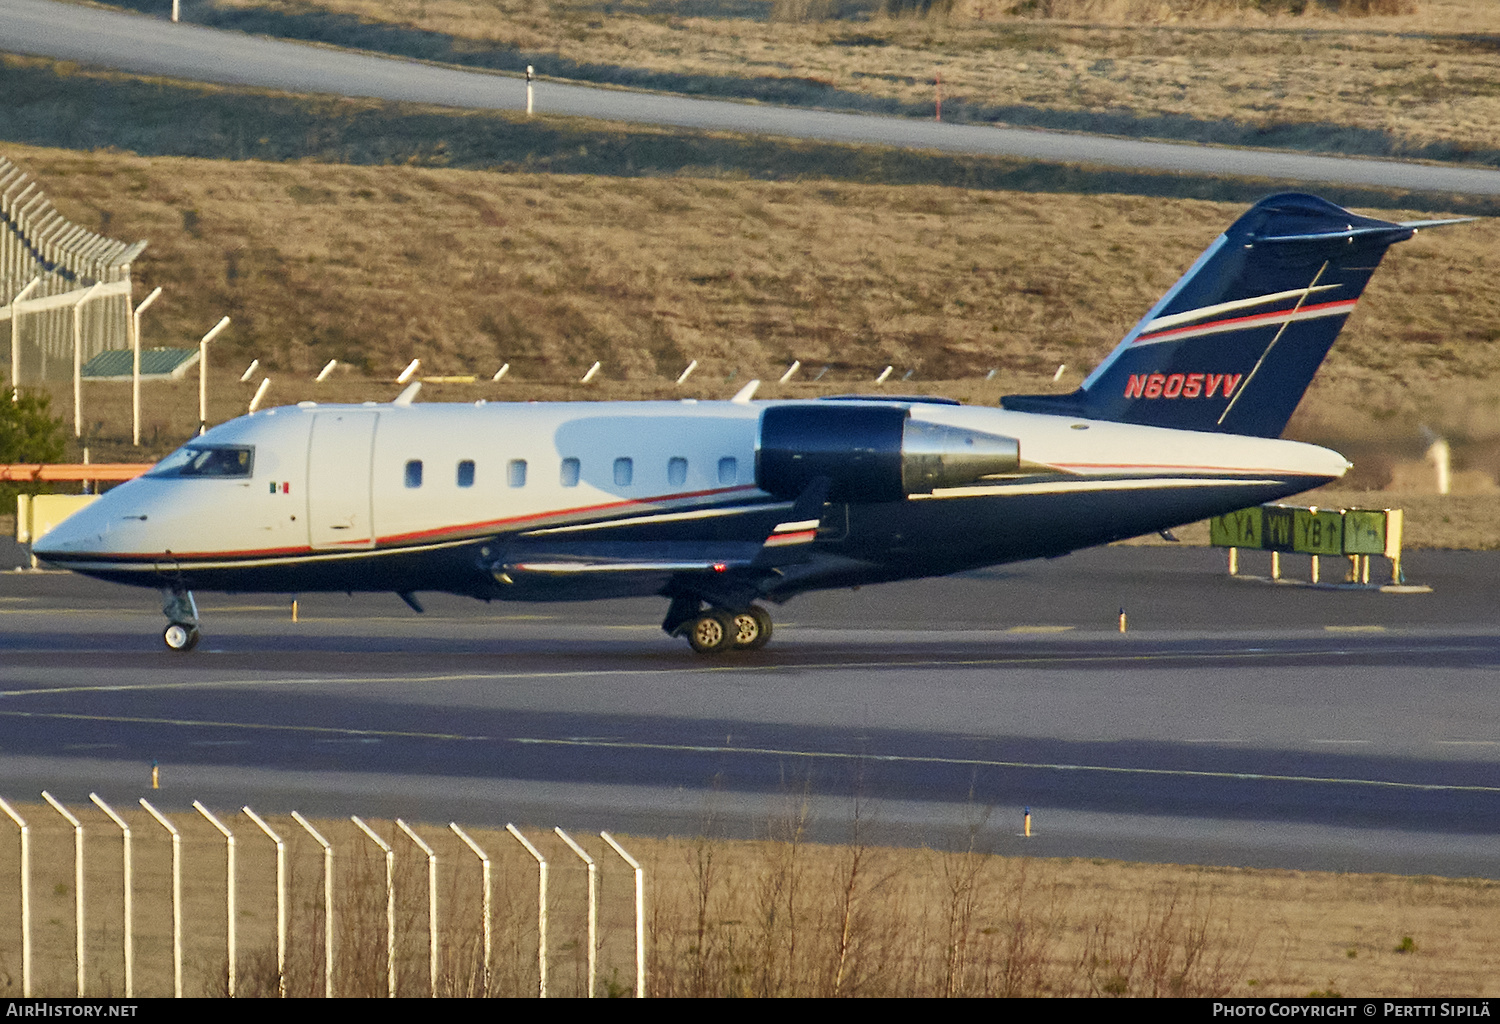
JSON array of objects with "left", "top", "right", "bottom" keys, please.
[
  {"left": 290, "top": 812, "right": 335, "bottom": 998},
  {"left": 601, "top": 832, "right": 645, "bottom": 998},
  {"left": 554, "top": 828, "right": 597, "bottom": 997},
  {"left": 449, "top": 824, "right": 491, "bottom": 998},
  {"left": 130, "top": 286, "right": 162, "bottom": 446},
  {"left": 397, "top": 820, "right": 439, "bottom": 997},
  {"left": 198, "top": 317, "right": 231, "bottom": 435},
  {"left": 89, "top": 794, "right": 133, "bottom": 998},
  {"left": 139, "top": 799, "right": 183, "bottom": 997},
  {"left": 194, "top": 801, "right": 236, "bottom": 997},
  {"left": 9, "top": 277, "right": 39, "bottom": 398},
  {"left": 72, "top": 282, "right": 105, "bottom": 438},
  {"left": 352, "top": 816, "right": 396, "bottom": 997},
  {"left": 243, "top": 807, "right": 287, "bottom": 997},
  {"left": 0, "top": 797, "right": 31, "bottom": 996},
  {"left": 42, "top": 792, "right": 86, "bottom": 996},
  {"left": 507, "top": 824, "right": 548, "bottom": 998}
]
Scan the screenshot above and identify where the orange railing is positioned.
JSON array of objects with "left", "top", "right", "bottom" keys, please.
[{"left": 0, "top": 464, "right": 152, "bottom": 482}]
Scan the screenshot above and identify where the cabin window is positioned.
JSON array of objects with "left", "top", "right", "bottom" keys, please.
[
  {"left": 718, "top": 457, "right": 737, "bottom": 485},
  {"left": 560, "top": 458, "right": 580, "bottom": 487},
  {"left": 508, "top": 459, "right": 527, "bottom": 488},
  {"left": 614, "top": 457, "right": 634, "bottom": 487},
  {"left": 147, "top": 444, "right": 255, "bottom": 479},
  {"left": 668, "top": 457, "right": 688, "bottom": 487},
  {"left": 457, "top": 460, "right": 475, "bottom": 488},
  {"left": 405, "top": 460, "right": 423, "bottom": 488}
]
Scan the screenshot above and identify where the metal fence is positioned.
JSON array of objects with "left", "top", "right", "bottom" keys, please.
[
  {"left": 0, "top": 794, "right": 645, "bottom": 999},
  {"left": 0, "top": 155, "right": 146, "bottom": 385}
]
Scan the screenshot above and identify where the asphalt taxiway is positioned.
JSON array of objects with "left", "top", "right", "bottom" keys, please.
[{"left": 1, "top": 544, "right": 1496, "bottom": 877}]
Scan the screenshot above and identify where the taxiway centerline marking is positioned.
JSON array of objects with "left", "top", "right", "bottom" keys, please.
[
  {"left": 2, "top": 709, "right": 1496, "bottom": 796},
  {"left": 0, "top": 709, "right": 485, "bottom": 741},
  {"left": 0, "top": 644, "right": 1485, "bottom": 699}
]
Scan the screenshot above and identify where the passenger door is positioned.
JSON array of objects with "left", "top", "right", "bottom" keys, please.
[{"left": 307, "top": 410, "right": 378, "bottom": 550}]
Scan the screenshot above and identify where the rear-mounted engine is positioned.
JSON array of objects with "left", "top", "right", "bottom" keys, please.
[{"left": 756, "top": 404, "right": 1020, "bottom": 502}]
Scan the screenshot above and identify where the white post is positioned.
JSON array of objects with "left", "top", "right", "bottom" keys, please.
[
  {"left": 601, "top": 832, "right": 644, "bottom": 998},
  {"left": 396, "top": 358, "right": 420, "bottom": 384},
  {"left": 507, "top": 824, "right": 548, "bottom": 998},
  {"left": 172, "top": 0, "right": 179, "bottom": 21},
  {"left": 778, "top": 360, "right": 801, "bottom": 385},
  {"left": 198, "top": 316, "right": 230, "bottom": 436},
  {"left": 194, "top": 801, "right": 236, "bottom": 997},
  {"left": 526, "top": 65, "right": 534, "bottom": 115},
  {"left": 449, "top": 824, "right": 491, "bottom": 998},
  {"left": 139, "top": 799, "right": 182, "bottom": 998},
  {"left": 492, "top": 363, "right": 509, "bottom": 382},
  {"left": 675, "top": 360, "right": 697, "bottom": 386},
  {"left": 352, "top": 817, "right": 395, "bottom": 998},
  {"left": 9, "top": 277, "right": 39, "bottom": 400},
  {"left": 242, "top": 808, "right": 286, "bottom": 997},
  {"left": 42, "top": 792, "right": 85, "bottom": 996},
  {"left": 315, "top": 359, "right": 337, "bottom": 382},
  {"left": 248, "top": 378, "right": 271, "bottom": 413},
  {"left": 89, "top": 794, "right": 133, "bottom": 998},
  {"left": 580, "top": 361, "right": 600, "bottom": 384},
  {"left": 397, "top": 820, "right": 439, "bottom": 997},
  {"left": 0, "top": 797, "right": 31, "bottom": 996},
  {"left": 72, "top": 281, "right": 105, "bottom": 438},
  {"left": 875, "top": 365, "right": 893, "bottom": 384},
  {"left": 291, "top": 812, "right": 335, "bottom": 998},
  {"left": 239, "top": 359, "right": 259, "bottom": 383},
  {"left": 130, "top": 287, "right": 162, "bottom": 447},
  {"left": 554, "top": 828, "right": 596, "bottom": 998}
]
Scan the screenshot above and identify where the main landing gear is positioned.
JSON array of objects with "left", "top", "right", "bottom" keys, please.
[
  {"left": 672, "top": 602, "right": 773, "bottom": 655},
  {"left": 161, "top": 587, "right": 201, "bottom": 653}
]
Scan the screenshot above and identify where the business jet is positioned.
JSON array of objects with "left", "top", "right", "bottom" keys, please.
[{"left": 34, "top": 194, "right": 1456, "bottom": 653}]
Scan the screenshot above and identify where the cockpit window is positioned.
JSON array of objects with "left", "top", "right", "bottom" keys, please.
[{"left": 148, "top": 445, "right": 255, "bottom": 478}]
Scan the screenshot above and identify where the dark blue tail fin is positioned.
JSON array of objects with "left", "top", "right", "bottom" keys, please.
[{"left": 1002, "top": 194, "right": 1424, "bottom": 438}]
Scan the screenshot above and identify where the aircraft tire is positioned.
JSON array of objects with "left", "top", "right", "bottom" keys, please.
[
  {"left": 163, "top": 623, "right": 200, "bottom": 652},
  {"left": 686, "top": 610, "right": 734, "bottom": 654},
  {"left": 730, "top": 606, "right": 773, "bottom": 651}
]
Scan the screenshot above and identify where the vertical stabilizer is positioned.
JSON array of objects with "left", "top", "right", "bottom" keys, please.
[{"left": 1002, "top": 194, "right": 1417, "bottom": 438}]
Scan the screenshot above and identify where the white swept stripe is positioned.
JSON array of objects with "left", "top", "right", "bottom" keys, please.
[
  {"left": 1142, "top": 284, "right": 1341, "bottom": 333},
  {"left": 1133, "top": 299, "right": 1357, "bottom": 347}
]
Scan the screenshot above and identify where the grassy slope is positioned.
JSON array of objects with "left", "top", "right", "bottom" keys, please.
[
  {"left": 118, "top": 0, "right": 1500, "bottom": 164},
  {"left": 12, "top": 135, "right": 1498, "bottom": 453}
]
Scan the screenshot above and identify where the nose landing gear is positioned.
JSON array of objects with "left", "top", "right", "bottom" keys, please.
[
  {"left": 163, "top": 621, "right": 200, "bottom": 652},
  {"left": 161, "top": 587, "right": 202, "bottom": 653}
]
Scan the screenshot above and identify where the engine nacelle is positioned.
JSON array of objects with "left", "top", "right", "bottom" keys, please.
[{"left": 756, "top": 403, "right": 1020, "bottom": 502}]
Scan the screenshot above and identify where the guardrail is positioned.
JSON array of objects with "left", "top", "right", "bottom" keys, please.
[{"left": 1209, "top": 503, "right": 1407, "bottom": 588}]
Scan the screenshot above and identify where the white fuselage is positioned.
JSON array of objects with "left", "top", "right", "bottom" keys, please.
[{"left": 35, "top": 398, "right": 1348, "bottom": 599}]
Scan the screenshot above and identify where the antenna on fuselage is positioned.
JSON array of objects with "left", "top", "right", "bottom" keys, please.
[
  {"left": 731, "top": 379, "right": 760, "bottom": 404},
  {"left": 393, "top": 381, "right": 422, "bottom": 406}
]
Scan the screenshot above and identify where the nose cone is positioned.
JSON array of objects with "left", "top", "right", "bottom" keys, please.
[{"left": 30, "top": 488, "right": 135, "bottom": 563}]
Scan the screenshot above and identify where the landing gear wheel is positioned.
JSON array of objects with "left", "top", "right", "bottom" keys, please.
[
  {"left": 686, "top": 610, "right": 734, "bottom": 654},
  {"left": 730, "top": 606, "right": 773, "bottom": 651},
  {"left": 163, "top": 623, "right": 200, "bottom": 652}
]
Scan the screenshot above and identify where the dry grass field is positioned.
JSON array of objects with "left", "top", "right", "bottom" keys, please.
[
  {"left": 1, "top": 800, "right": 1497, "bottom": 997},
  {"left": 7, "top": 141, "right": 1497, "bottom": 470},
  {"left": 141, "top": 0, "right": 1500, "bottom": 164}
]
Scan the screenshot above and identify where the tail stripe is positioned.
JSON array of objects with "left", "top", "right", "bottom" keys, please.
[
  {"left": 1142, "top": 284, "right": 1341, "bottom": 334},
  {"left": 1134, "top": 298, "right": 1356, "bottom": 347}
]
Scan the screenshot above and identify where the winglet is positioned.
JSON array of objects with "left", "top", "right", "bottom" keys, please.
[
  {"left": 393, "top": 381, "right": 422, "bottom": 406},
  {"left": 731, "top": 379, "right": 761, "bottom": 404}
]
